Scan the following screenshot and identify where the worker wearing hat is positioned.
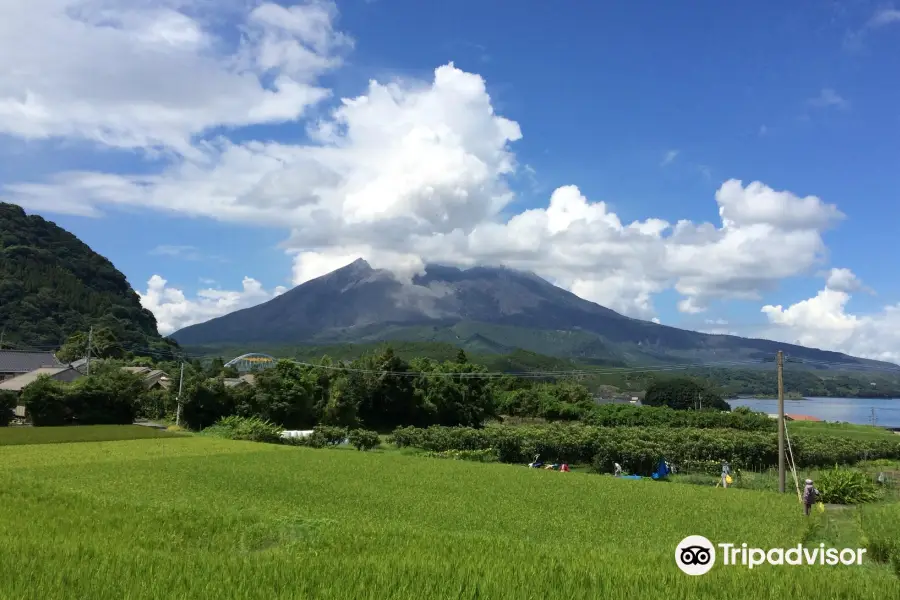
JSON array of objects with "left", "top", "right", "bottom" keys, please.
[{"left": 802, "top": 479, "right": 820, "bottom": 516}]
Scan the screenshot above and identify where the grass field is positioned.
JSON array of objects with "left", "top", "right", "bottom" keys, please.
[
  {"left": 789, "top": 420, "right": 900, "bottom": 442},
  {"left": 0, "top": 437, "right": 896, "bottom": 599},
  {"left": 0, "top": 424, "right": 182, "bottom": 446}
]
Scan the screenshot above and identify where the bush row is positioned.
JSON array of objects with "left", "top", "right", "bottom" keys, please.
[
  {"left": 581, "top": 404, "right": 775, "bottom": 431},
  {"left": 389, "top": 423, "right": 900, "bottom": 473},
  {"left": 201, "top": 418, "right": 382, "bottom": 451},
  {"left": 19, "top": 368, "right": 145, "bottom": 426}
]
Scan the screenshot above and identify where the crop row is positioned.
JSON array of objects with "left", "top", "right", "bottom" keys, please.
[
  {"left": 389, "top": 423, "right": 900, "bottom": 473},
  {"left": 580, "top": 403, "right": 775, "bottom": 431}
]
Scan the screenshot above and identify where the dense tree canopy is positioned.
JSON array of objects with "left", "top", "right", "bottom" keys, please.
[
  {"left": 0, "top": 203, "right": 178, "bottom": 354},
  {"left": 642, "top": 377, "right": 730, "bottom": 411}
]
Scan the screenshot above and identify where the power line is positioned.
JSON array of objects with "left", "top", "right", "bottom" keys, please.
[{"left": 0, "top": 339, "right": 772, "bottom": 380}]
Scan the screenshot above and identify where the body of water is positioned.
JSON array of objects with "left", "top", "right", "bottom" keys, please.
[{"left": 729, "top": 397, "right": 900, "bottom": 429}]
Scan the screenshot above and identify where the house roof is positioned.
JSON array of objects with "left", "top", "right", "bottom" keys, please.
[
  {"left": 0, "top": 367, "right": 78, "bottom": 391},
  {"left": 122, "top": 366, "right": 152, "bottom": 375},
  {"left": 122, "top": 366, "right": 168, "bottom": 378},
  {"left": 224, "top": 374, "right": 256, "bottom": 387},
  {"left": 0, "top": 350, "right": 64, "bottom": 374},
  {"left": 785, "top": 413, "right": 823, "bottom": 422}
]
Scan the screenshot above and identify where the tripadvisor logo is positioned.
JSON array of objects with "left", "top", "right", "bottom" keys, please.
[{"left": 675, "top": 535, "right": 867, "bottom": 575}]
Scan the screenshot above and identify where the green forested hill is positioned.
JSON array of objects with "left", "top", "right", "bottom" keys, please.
[{"left": 0, "top": 203, "right": 171, "bottom": 351}]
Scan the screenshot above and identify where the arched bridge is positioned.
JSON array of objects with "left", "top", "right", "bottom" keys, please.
[{"left": 224, "top": 353, "right": 277, "bottom": 373}]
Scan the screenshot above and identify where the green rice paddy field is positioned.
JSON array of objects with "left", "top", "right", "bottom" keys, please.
[{"left": 0, "top": 433, "right": 897, "bottom": 599}]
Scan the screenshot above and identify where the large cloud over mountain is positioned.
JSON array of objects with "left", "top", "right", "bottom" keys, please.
[{"left": 1, "top": 0, "right": 894, "bottom": 362}]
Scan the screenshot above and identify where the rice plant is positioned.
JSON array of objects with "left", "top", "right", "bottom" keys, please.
[{"left": 0, "top": 437, "right": 895, "bottom": 599}]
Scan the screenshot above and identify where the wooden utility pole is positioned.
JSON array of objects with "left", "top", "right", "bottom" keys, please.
[
  {"left": 175, "top": 362, "right": 185, "bottom": 427},
  {"left": 0, "top": 328, "right": 5, "bottom": 349},
  {"left": 86, "top": 326, "right": 93, "bottom": 376},
  {"left": 777, "top": 350, "right": 785, "bottom": 493}
]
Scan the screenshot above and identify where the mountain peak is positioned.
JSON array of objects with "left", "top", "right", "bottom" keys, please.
[{"left": 168, "top": 259, "right": 893, "bottom": 371}]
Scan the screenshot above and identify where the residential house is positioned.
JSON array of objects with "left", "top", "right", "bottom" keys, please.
[
  {"left": 784, "top": 414, "right": 823, "bottom": 422},
  {"left": 0, "top": 366, "right": 83, "bottom": 392},
  {"left": 0, "top": 366, "right": 84, "bottom": 421},
  {"left": 765, "top": 413, "right": 823, "bottom": 422},
  {"left": 224, "top": 374, "right": 256, "bottom": 388},
  {"left": 121, "top": 366, "right": 172, "bottom": 390},
  {"left": 0, "top": 350, "right": 64, "bottom": 382}
]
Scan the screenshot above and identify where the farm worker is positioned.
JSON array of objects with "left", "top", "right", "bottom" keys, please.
[
  {"left": 560, "top": 463, "right": 570, "bottom": 472},
  {"left": 720, "top": 460, "right": 731, "bottom": 488},
  {"left": 802, "top": 479, "right": 820, "bottom": 516},
  {"left": 613, "top": 463, "right": 622, "bottom": 477}
]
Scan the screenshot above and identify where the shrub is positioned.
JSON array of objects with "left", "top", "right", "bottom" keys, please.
[
  {"left": 202, "top": 416, "right": 282, "bottom": 444},
  {"left": 582, "top": 403, "right": 774, "bottom": 431},
  {"left": 0, "top": 390, "right": 16, "bottom": 426},
  {"left": 348, "top": 429, "right": 380, "bottom": 451},
  {"left": 389, "top": 423, "right": 900, "bottom": 471},
  {"left": 20, "top": 375, "right": 70, "bottom": 426},
  {"left": 66, "top": 369, "right": 143, "bottom": 425},
  {"left": 815, "top": 466, "right": 883, "bottom": 505},
  {"left": 138, "top": 388, "right": 172, "bottom": 420},
  {"left": 313, "top": 425, "right": 348, "bottom": 446}
]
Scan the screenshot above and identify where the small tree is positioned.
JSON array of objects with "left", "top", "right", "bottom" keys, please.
[
  {"left": 348, "top": 428, "right": 380, "bottom": 451},
  {"left": 180, "top": 376, "right": 234, "bottom": 430},
  {"left": 313, "top": 425, "right": 349, "bottom": 446}
]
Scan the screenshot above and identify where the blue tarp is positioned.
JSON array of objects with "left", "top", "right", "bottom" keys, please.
[{"left": 651, "top": 460, "right": 670, "bottom": 480}]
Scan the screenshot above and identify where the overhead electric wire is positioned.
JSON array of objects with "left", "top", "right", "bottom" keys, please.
[{"left": 2, "top": 340, "right": 773, "bottom": 380}]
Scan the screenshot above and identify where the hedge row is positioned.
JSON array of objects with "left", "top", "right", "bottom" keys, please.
[
  {"left": 581, "top": 404, "right": 775, "bottom": 431},
  {"left": 389, "top": 424, "right": 900, "bottom": 474}
]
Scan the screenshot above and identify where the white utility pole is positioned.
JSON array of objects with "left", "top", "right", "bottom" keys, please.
[
  {"left": 86, "top": 326, "right": 93, "bottom": 376},
  {"left": 175, "top": 362, "right": 185, "bottom": 427}
]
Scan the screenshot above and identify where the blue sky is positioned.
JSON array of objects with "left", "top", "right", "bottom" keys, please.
[{"left": 2, "top": 0, "right": 900, "bottom": 361}]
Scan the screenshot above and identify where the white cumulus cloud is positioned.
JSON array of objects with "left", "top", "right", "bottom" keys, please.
[
  {"left": 761, "top": 269, "right": 900, "bottom": 363},
  {"left": 1, "top": 0, "right": 897, "bottom": 362},
  {"left": 139, "top": 274, "right": 286, "bottom": 335},
  {"left": 0, "top": 0, "right": 349, "bottom": 155}
]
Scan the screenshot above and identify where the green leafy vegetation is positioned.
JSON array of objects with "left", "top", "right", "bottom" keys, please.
[
  {"left": 0, "top": 203, "right": 177, "bottom": 353},
  {"left": 187, "top": 340, "right": 900, "bottom": 398},
  {"left": 389, "top": 423, "right": 900, "bottom": 472},
  {"left": 815, "top": 466, "right": 884, "bottom": 505},
  {"left": 860, "top": 504, "right": 900, "bottom": 576},
  {"left": 20, "top": 364, "right": 146, "bottom": 426},
  {"left": 200, "top": 415, "right": 283, "bottom": 444},
  {"left": 788, "top": 420, "right": 900, "bottom": 442},
  {"left": 0, "top": 436, "right": 895, "bottom": 599},
  {"left": 643, "top": 377, "right": 730, "bottom": 410},
  {"left": 582, "top": 404, "right": 775, "bottom": 431},
  {"left": 347, "top": 428, "right": 380, "bottom": 451},
  {"left": 0, "top": 424, "right": 181, "bottom": 446},
  {"left": 0, "top": 389, "right": 15, "bottom": 426}
]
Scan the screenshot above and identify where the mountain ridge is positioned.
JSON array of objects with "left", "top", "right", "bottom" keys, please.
[
  {"left": 172, "top": 258, "right": 897, "bottom": 370},
  {"left": 0, "top": 202, "right": 172, "bottom": 351}
]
